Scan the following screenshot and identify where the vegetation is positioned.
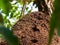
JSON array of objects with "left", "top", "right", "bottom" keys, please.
[{"left": 0, "top": 0, "right": 60, "bottom": 45}]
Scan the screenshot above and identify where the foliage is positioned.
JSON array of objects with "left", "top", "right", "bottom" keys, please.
[
  {"left": 0, "top": 0, "right": 11, "bottom": 15},
  {"left": 0, "top": 0, "right": 34, "bottom": 28},
  {"left": 48, "top": 0, "right": 60, "bottom": 45},
  {"left": 0, "top": 0, "right": 20, "bottom": 45},
  {"left": 0, "top": 25, "right": 20, "bottom": 45},
  {"left": 0, "top": 13, "right": 4, "bottom": 24},
  {"left": 0, "top": 0, "right": 35, "bottom": 45}
]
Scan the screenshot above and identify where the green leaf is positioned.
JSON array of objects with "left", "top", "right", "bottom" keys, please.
[
  {"left": 26, "top": 7, "right": 29, "bottom": 10},
  {"left": 48, "top": 12, "right": 56, "bottom": 45},
  {"left": 54, "top": 0, "right": 60, "bottom": 10},
  {"left": 55, "top": 12, "right": 60, "bottom": 36},
  {"left": 0, "top": 0, "right": 11, "bottom": 15},
  {"left": 17, "top": 0, "right": 23, "bottom": 5},
  {"left": 0, "top": 13, "right": 4, "bottom": 24},
  {"left": 54, "top": 0, "right": 60, "bottom": 36},
  {"left": 0, "top": 26, "right": 20, "bottom": 45},
  {"left": 57, "top": 27, "right": 60, "bottom": 36},
  {"left": 9, "top": 0, "right": 13, "bottom": 2},
  {"left": 48, "top": 0, "right": 60, "bottom": 45}
]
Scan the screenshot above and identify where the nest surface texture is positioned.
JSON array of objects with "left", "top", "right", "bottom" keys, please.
[{"left": 0, "top": 12, "right": 60, "bottom": 45}]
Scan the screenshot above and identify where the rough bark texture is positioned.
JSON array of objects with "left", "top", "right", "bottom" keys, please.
[{"left": 0, "top": 12, "right": 60, "bottom": 45}]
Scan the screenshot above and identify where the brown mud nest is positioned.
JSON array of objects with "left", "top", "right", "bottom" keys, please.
[{"left": 0, "top": 12, "right": 60, "bottom": 45}]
